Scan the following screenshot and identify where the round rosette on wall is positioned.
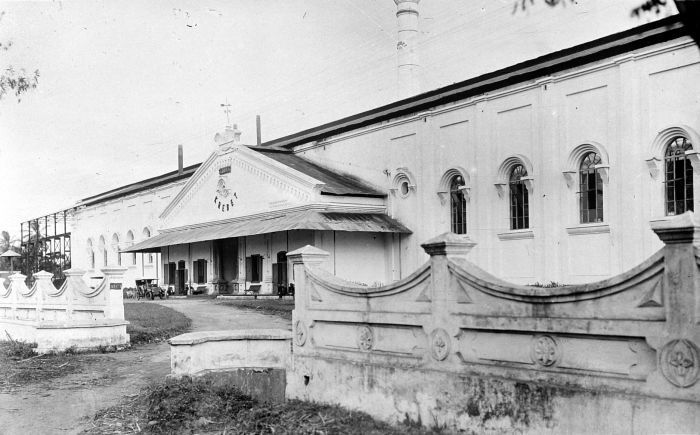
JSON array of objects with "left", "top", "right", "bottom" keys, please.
[
  {"left": 294, "top": 320, "right": 308, "bottom": 347},
  {"left": 429, "top": 328, "right": 451, "bottom": 361},
  {"left": 660, "top": 339, "right": 699, "bottom": 388},
  {"left": 357, "top": 325, "right": 374, "bottom": 351},
  {"left": 530, "top": 335, "right": 560, "bottom": 367}
]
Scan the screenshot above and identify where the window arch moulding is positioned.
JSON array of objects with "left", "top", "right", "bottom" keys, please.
[
  {"left": 438, "top": 166, "right": 470, "bottom": 205},
  {"left": 495, "top": 155, "right": 534, "bottom": 198},
  {"left": 390, "top": 167, "right": 417, "bottom": 198},
  {"left": 111, "top": 232, "right": 122, "bottom": 252},
  {"left": 646, "top": 125, "right": 700, "bottom": 179},
  {"left": 563, "top": 142, "right": 610, "bottom": 189}
]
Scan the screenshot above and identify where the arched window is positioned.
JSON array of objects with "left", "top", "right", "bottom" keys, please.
[
  {"left": 112, "top": 233, "right": 121, "bottom": 266},
  {"left": 450, "top": 175, "right": 467, "bottom": 234},
  {"left": 86, "top": 239, "right": 95, "bottom": 269},
  {"left": 665, "top": 137, "right": 694, "bottom": 216},
  {"left": 509, "top": 165, "right": 529, "bottom": 230},
  {"left": 579, "top": 152, "right": 604, "bottom": 223},
  {"left": 126, "top": 230, "right": 136, "bottom": 265},
  {"left": 98, "top": 236, "right": 107, "bottom": 267}
]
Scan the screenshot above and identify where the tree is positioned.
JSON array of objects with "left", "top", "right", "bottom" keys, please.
[
  {"left": 0, "top": 230, "right": 20, "bottom": 270},
  {"left": 0, "top": 11, "right": 39, "bottom": 102},
  {"left": 514, "top": 0, "right": 700, "bottom": 46}
]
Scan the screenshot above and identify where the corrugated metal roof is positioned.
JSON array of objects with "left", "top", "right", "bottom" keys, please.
[
  {"left": 77, "top": 164, "right": 201, "bottom": 207},
  {"left": 123, "top": 210, "right": 410, "bottom": 253},
  {"left": 249, "top": 147, "right": 384, "bottom": 197}
]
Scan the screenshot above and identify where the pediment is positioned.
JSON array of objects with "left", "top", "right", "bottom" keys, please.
[{"left": 161, "top": 146, "right": 324, "bottom": 229}]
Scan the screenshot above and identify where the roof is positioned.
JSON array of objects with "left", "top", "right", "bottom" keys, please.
[
  {"left": 124, "top": 210, "right": 411, "bottom": 252},
  {"left": 260, "top": 15, "right": 687, "bottom": 150},
  {"left": 73, "top": 16, "right": 688, "bottom": 210},
  {"left": 248, "top": 146, "right": 384, "bottom": 197},
  {"left": 76, "top": 164, "right": 201, "bottom": 208}
]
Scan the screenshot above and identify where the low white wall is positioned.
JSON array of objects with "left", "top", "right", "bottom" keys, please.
[
  {"left": 286, "top": 214, "right": 700, "bottom": 433},
  {"left": 0, "top": 267, "right": 130, "bottom": 353},
  {"left": 169, "top": 329, "right": 291, "bottom": 376}
]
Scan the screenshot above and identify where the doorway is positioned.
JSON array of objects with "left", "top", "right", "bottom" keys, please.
[
  {"left": 273, "top": 251, "right": 288, "bottom": 295},
  {"left": 177, "top": 260, "right": 187, "bottom": 295}
]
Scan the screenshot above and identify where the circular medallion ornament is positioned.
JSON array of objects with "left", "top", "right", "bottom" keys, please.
[
  {"left": 357, "top": 325, "right": 374, "bottom": 351},
  {"left": 294, "top": 320, "right": 307, "bottom": 347},
  {"left": 430, "top": 328, "right": 451, "bottom": 361},
  {"left": 660, "top": 339, "right": 699, "bottom": 388},
  {"left": 530, "top": 335, "right": 559, "bottom": 367}
]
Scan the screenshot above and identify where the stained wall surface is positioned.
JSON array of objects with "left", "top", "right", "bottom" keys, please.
[{"left": 294, "top": 36, "right": 700, "bottom": 284}]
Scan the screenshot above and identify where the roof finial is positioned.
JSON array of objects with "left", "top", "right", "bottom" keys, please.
[{"left": 220, "top": 100, "right": 232, "bottom": 127}]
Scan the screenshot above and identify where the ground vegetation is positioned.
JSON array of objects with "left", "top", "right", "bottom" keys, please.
[
  {"left": 0, "top": 337, "right": 85, "bottom": 392},
  {"left": 84, "top": 375, "right": 442, "bottom": 435},
  {"left": 0, "top": 303, "right": 190, "bottom": 393},
  {"left": 125, "top": 302, "right": 192, "bottom": 345}
]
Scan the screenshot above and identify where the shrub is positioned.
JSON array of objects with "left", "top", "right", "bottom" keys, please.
[
  {"left": 0, "top": 339, "right": 37, "bottom": 360},
  {"left": 142, "top": 376, "right": 255, "bottom": 433}
]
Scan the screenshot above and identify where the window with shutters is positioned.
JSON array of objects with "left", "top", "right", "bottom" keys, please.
[
  {"left": 272, "top": 251, "right": 288, "bottom": 288},
  {"left": 193, "top": 259, "right": 207, "bottom": 284},
  {"left": 245, "top": 254, "right": 263, "bottom": 282},
  {"left": 166, "top": 262, "right": 176, "bottom": 285}
]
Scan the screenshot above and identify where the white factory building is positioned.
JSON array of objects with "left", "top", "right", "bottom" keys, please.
[{"left": 61, "top": 13, "right": 700, "bottom": 294}]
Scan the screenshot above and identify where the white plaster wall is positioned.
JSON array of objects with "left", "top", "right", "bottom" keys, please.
[
  {"left": 72, "top": 181, "right": 182, "bottom": 286},
  {"left": 333, "top": 232, "right": 388, "bottom": 286},
  {"left": 296, "top": 37, "right": 700, "bottom": 285}
]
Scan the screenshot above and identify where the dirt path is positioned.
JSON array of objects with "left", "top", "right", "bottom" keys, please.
[{"left": 0, "top": 299, "right": 291, "bottom": 435}]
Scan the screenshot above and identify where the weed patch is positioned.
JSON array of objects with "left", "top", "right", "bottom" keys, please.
[
  {"left": 85, "top": 375, "right": 440, "bottom": 434},
  {"left": 0, "top": 341, "right": 86, "bottom": 392},
  {"left": 125, "top": 303, "right": 191, "bottom": 345},
  {"left": 0, "top": 337, "right": 37, "bottom": 360}
]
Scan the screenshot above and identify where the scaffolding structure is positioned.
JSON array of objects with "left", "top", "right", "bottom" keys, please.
[{"left": 20, "top": 209, "right": 73, "bottom": 278}]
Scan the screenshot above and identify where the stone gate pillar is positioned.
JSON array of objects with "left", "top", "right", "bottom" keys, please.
[{"left": 649, "top": 212, "right": 700, "bottom": 390}]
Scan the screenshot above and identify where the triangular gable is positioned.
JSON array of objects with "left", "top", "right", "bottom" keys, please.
[{"left": 160, "top": 145, "right": 325, "bottom": 229}]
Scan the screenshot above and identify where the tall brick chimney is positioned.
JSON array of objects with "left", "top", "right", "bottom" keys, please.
[{"left": 394, "top": 0, "right": 421, "bottom": 99}]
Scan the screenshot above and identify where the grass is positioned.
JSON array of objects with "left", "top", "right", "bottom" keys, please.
[
  {"left": 528, "top": 281, "right": 567, "bottom": 288},
  {"left": 84, "top": 375, "right": 441, "bottom": 435},
  {"left": 0, "top": 303, "right": 190, "bottom": 392},
  {"left": 0, "top": 339, "right": 85, "bottom": 392},
  {"left": 216, "top": 298, "right": 295, "bottom": 320},
  {"left": 125, "top": 303, "right": 192, "bottom": 345}
]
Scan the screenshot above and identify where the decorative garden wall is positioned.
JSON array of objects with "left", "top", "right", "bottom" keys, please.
[
  {"left": 0, "top": 267, "right": 129, "bottom": 353},
  {"left": 286, "top": 212, "right": 700, "bottom": 433}
]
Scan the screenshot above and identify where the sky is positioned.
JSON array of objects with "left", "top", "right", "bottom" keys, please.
[{"left": 0, "top": 0, "right": 677, "bottom": 237}]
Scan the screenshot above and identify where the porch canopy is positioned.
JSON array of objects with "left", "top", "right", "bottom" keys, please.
[{"left": 123, "top": 209, "right": 411, "bottom": 253}]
